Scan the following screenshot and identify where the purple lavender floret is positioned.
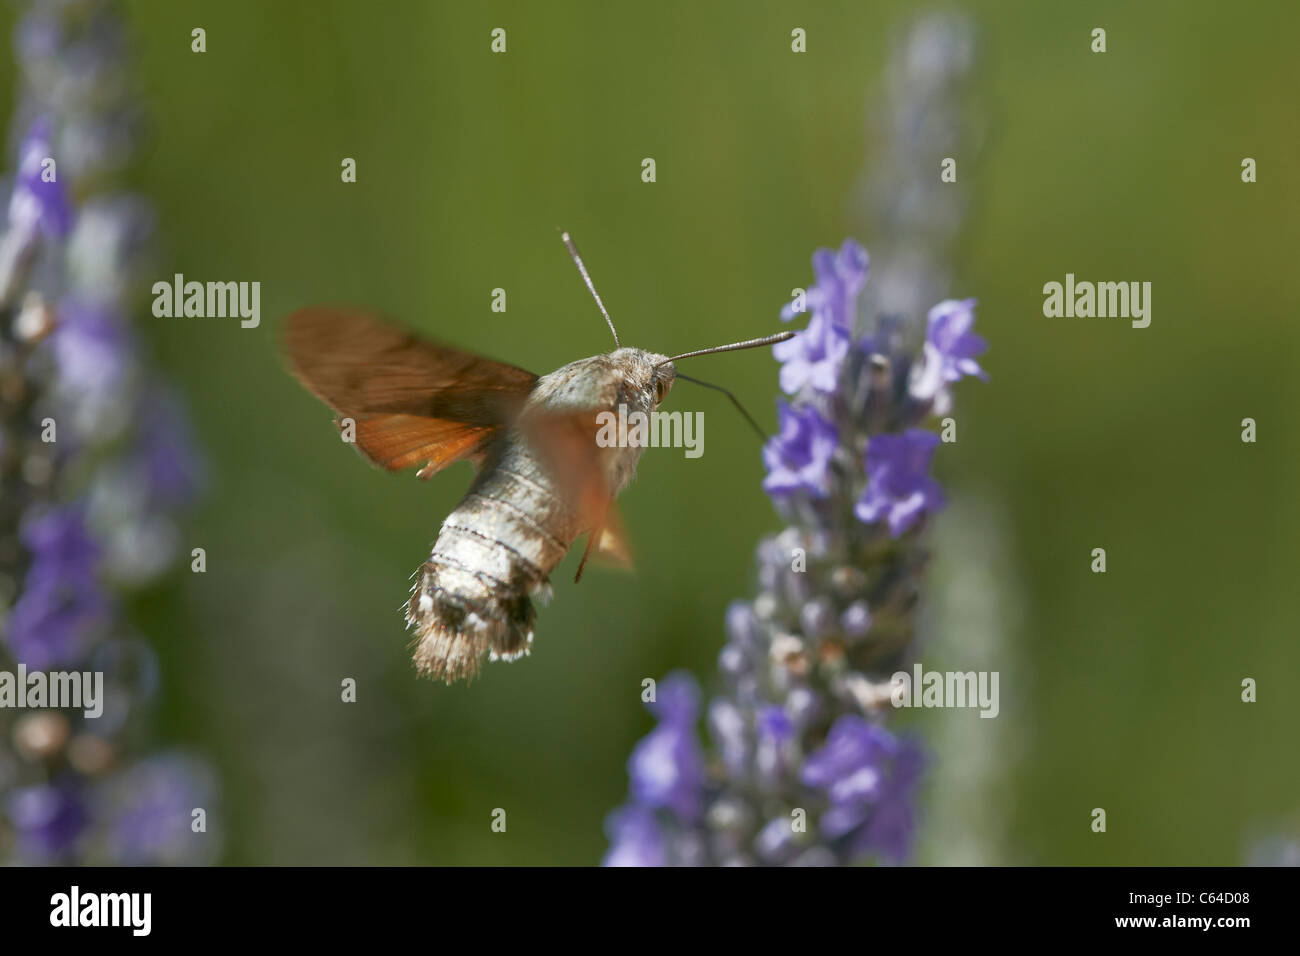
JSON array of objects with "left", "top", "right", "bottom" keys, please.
[
  {"left": 801, "top": 716, "right": 924, "bottom": 863},
  {"left": 48, "top": 299, "right": 134, "bottom": 407},
  {"left": 7, "top": 116, "right": 73, "bottom": 239},
  {"left": 780, "top": 239, "right": 870, "bottom": 330},
  {"left": 6, "top": 780, "right": 89, "bottom": 861},
  {"left": 134, "top": 386, "right": 206, "bottom": 506},
  {"left": 772, "top": 312, "right": 850, "bottom": 395},
  {"left": 908, "top": 297, "right": 988, "bottom": 407},
  {"left": 755, "top": 704, "right": 795, "bottom": 785},
  {"left": 854, "top": 429, "right": 946, "bottom": 537},
  {"left": 627, "top": 672, "right": 705, "bottom": 821},
  {"left": 603, "top": 673, "right": 709, "bottom": 866},
  {"left": 602, "top": 805, "right": 667, "bottom": 867},
  {"left": 762, "top": 401, "right": 838, "bottom": 498},
  {"left": 771, "top": 240, "right": 867, "bottom": 393},
  {"left": 5, "top": 507, "right": 109, "bottom": 668},
  {"left": 101, "top": 754, "right": 217, "bottom": 865}
]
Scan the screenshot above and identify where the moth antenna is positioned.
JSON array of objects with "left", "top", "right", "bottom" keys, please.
[
  {"left": 560, "top": 230, "right": 620, "bottom": 349},
  {"left": 658, "top": 331, "right": 794, "bottom": 365},
  {"left": 674, "top": 373, "right": 768, "bottom": 444}
]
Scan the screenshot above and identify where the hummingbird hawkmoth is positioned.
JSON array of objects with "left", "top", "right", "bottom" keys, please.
[{"left": 282, "top": 233, "right": 791, "bottom": 684}]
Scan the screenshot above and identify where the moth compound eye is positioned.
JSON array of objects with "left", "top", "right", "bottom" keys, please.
[{"left": 654, "top": 378, "right": 667, "bottom": 404}]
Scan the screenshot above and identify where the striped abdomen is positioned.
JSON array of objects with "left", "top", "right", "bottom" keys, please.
[{"left": 405, "top": 437, "right": 585, "bottom": 682}]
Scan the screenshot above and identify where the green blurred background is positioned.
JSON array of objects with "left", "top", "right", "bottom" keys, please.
[{"left": 4, "top": 0, "right": 1296, "bottom": 864}]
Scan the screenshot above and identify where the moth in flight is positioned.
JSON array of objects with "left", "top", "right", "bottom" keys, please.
[{"left": 283, "top": 233, "right": 790, "bottom": 683}]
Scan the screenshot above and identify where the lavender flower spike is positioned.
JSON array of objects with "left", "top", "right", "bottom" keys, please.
[
  {"left": 605, "top": 12, "right": 986, "bottom": 868},
  {"left": 604, "top": 232, "right": 985, "bottom": 864},
  {"left": 1, "top": 0, "right": 218, "bottom": 865}
]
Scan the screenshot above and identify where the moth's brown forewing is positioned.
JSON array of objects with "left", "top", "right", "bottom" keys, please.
[{"left": 282, "top": 307, "right": 538, "bottom": 478}]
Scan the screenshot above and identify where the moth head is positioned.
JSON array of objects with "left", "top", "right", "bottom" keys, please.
[{"left": 611, "top": 347, "right": 675, "bottom": 411}]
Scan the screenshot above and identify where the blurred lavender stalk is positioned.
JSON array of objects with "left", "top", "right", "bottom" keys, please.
[
  {"left": 915, "top": 497, "right": 1022, "bottom": 864},
  {"left": 0, "top": 0, "right": 218, "bottom": 864},
  {"left": 854, "top": 10, "right": 980, "bottom": 332},
  {"left": 856, "top": 12, "right": 1027, "bottom": 865},
  {"left": 603, "top": 12, "right": 985, "bottom": 866}
]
